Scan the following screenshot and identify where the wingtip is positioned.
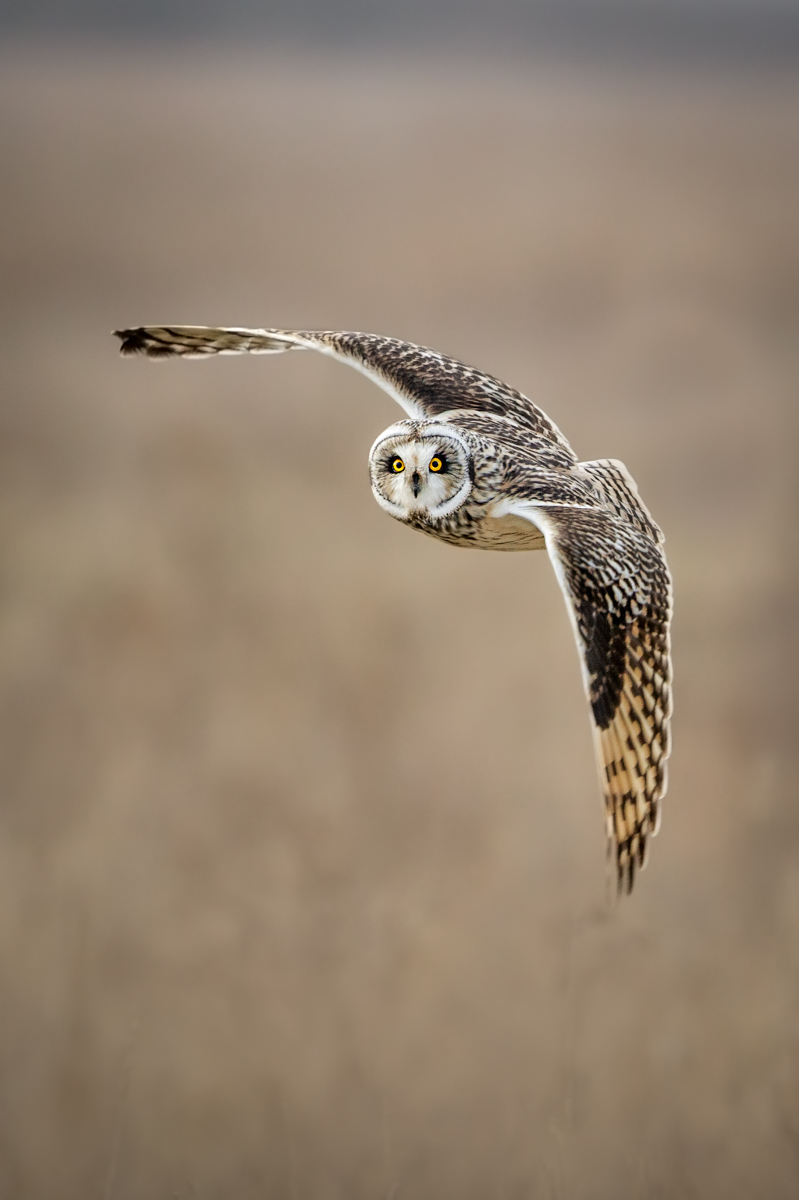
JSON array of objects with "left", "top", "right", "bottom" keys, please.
[{"left": 114, "top": 328, "right": 158, "bottom": 357}]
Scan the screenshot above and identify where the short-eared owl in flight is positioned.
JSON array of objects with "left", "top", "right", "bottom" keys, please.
[{"left": 115, "top": 325, "right": 672, "bottom": 892}]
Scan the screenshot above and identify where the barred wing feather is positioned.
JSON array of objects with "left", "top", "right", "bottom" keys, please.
[{"left": 513, "top": 465, "right": 672, "bottom": 892}]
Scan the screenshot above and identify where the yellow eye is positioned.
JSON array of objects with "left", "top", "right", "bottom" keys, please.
[
  {"left": 391, "top": 457, "right": 405, "bottom": 473},
  {"left": 429, "top": 457, "right": 443, "bottom": 472}
]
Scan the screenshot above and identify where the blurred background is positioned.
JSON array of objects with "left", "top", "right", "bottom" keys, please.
[{"left": 0, "top": 2, "right": 797, "bottom": 1197}]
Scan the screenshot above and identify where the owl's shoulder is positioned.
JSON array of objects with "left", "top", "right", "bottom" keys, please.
[{"left": 446, "top": 410, "right": 577, "bottom": 471}]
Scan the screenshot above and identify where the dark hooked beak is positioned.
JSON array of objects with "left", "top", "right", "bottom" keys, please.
[{"left": 411, "top": 470, "right": 421, "bottom": 498}]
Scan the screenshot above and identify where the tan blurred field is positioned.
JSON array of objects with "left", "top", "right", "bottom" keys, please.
[{"left": 0, "top": 47, "right": 797, "bottom": 1199}]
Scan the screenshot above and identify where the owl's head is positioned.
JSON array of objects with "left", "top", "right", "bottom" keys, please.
[{"left": 369, "top": 421, "right": 473, "bottom": 521}]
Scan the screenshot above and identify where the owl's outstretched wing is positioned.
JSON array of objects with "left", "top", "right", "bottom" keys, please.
[
  {"left": 114, "top": 326, "right": 575, "bottom": 458},
  {"left": 511, "top": 460, "right": 672, "bottom": 893}
]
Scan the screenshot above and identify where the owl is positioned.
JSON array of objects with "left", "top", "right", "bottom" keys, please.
[{"left": 115, "top": 325, "right": 673, "bottom": 893}]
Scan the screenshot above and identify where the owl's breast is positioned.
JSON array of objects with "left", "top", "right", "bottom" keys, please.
[
  {"left": 472, "top": 511, "right": 546, "bottom": 551},
  {"left": 407, "top": 506, "right": 545, "bottom": 552}
]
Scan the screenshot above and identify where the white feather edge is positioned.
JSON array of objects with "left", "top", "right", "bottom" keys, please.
[
  {"left": 148, "top": 327, "right": 428, "bottom": 422},
  {"left": 256, "top": 331, "right": 427, "bottom": 421},
  {"left": 505, "top": 502, "right": 593, "bottom": 699},
  {"left": 508, "top": 501, "right": 631, "bottom": 865},
  {"left": 308, "top": 338, "right": 427, "bottom": 421}
]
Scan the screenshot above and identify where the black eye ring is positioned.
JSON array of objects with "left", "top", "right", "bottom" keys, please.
[{"left": 390, "top": 456, "right": 405, "bottom": 473}]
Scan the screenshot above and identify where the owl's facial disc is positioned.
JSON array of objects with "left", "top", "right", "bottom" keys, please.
[{"left": 369, "top": 423, "right": 472, "bottom": 520}]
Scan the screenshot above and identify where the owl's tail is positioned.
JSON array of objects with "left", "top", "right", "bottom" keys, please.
[{"left": 114, "top": 325, "right": 300, "bottom": 359}]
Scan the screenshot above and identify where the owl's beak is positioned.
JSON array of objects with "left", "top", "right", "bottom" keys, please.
[{"left": 411, "top": 470, "right": 421, "bottom": 498}]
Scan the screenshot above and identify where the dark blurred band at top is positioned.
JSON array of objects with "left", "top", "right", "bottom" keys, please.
[{"left": 1, "top": 0, "right": 799, "bottom": 65}]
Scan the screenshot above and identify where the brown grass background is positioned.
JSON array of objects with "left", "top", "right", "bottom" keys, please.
[{"left": 0, "top": 47, "right": 797, "bottom": 1199}]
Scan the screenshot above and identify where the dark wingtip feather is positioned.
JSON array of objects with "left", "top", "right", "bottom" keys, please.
[
  {"left": 114, "top": 328, "right": 175, "bottom": 357},
  {"left": 115, "top": 328, "right": 150, "bottom": 356},
  {"left": 614, "top": 840, "right": 638, "bottom": 896}
]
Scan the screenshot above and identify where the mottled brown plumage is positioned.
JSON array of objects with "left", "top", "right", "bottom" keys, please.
[{"left": 115, "top": 325, "right": 673, "bottom": 892}]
